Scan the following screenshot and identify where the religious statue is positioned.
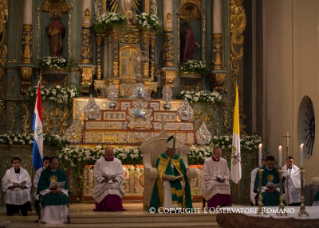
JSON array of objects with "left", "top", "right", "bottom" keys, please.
[
  {"left": 45, "top": 11, "right": 65, "bottom": 57},
  {"left": 180, "top": 19, "right": 200, "bottom": 62},
  {"left": 118, "top": 0, "right": 133, "bottom": 15}
]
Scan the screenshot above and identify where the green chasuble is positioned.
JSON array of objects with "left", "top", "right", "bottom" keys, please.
[
  {"left": 313, "top": 191, "right": 319, "bottom": 202},
  {"left": 149, "top": 152, "right": 192, "bottom": 212},
  {"left": 37, "top": 167, "right": 70, "bottom": 208},
  {"left": 254, "top": 165, "right": 284, "bottom": 206}
]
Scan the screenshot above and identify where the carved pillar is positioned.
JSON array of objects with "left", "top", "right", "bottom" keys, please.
[
  {"left": 22, "top": 0, "right": 33, "bottom": 63},
  {"left": 20, "top": 67, "right": 33, "bottom": 94},
  {"left": 163, "top": 0, "right": 174, "bottom": 66},
  {"left": 81, "top": 0, "right": 93, "bottom": 64},
  {"left": 212, "top": 0, "right": 222, "bottom": 70},
  {"left": 111, "top": 29, "right": 120, "bottom": 78},
  {"left": 96, "top": 34, "right": 104, "bottom": 80},
  {"left": 161, "top": 69, "right": 177, "bottom": 89},
  {"left": 80, "top": 66, "right": 95, "bottom": 95},
  {"left": 149, "top": 32, "right": 156, "bottom": 81},
  {"left": 142, "top": 31, "right": 150, "bottom": 78}
]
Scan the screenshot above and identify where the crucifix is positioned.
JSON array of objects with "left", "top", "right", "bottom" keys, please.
[{"left": 282, "top": 131, "right": 293, "bottom": 206}]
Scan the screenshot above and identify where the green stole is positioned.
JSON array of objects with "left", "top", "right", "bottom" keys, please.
[
  {"left": 37, "top": 167, "right": 70, "bottom": 208},
  {"left": 314, "top": 191, "right": 319, "bottom": 202},
  {"left": 149, "top": 152, "right": 193, "bottom": 212}
]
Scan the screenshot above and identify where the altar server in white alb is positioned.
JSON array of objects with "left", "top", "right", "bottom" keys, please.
[
  {"left": 2, "top": 157, "right": 32, "bottom": 216},
  {"left": 250, "top": 158, "right": 266, "bottom": 205},
  {"left": 93, "top": 147, "right": 126, "bottom": 211},
  {"left": 282, "top": 156, "right": 304, "bottom": 206},
  {"left": 201, "top": 146, "right": 232, "bottom": 208}
]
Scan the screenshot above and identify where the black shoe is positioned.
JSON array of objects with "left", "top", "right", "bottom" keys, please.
[{"left": 22, "top": 213, "right": 28, "bottom": 216}]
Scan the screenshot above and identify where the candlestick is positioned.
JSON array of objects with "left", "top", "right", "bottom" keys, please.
[
  {"left": 278, "top": 146, "right": 282, "bottom": 168},
  {"left": 276, "top": 168, "right": 287, "bottom": 216},
  {"left": 258, "top": 144, "right": 262, "bottom": 167},
  {"left": 298, "top": 168, "right": 309, "bottom": 217},
  {"left": 257, "top": 168, "right": 267, "bottom": 215},
  {"left": 300, "top": 143, "right": 304, "bottom": 168}
]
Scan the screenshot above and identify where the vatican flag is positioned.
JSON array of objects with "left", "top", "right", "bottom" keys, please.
[{"left": 230, "top": 85, "right": 241, "bottom": 184}]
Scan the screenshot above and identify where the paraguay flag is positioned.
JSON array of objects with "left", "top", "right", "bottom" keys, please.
[
  {"left": 230, "top": 85, "right": 242, "bottom": 184},
  {"left": 32, "top": 81, "right": 43, "bottom": 170}
]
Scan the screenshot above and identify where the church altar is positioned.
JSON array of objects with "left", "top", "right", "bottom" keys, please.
[{"left": 216, "top": 206, "right": 319, "bottom": 228}]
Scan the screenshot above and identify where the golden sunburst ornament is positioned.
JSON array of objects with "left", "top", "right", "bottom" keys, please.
[
  {"left": 41, "top": 0, "right": 69, "bottom": 14},
  {"left": 108, "top": 0, "right": 140, "bottom": 13}
]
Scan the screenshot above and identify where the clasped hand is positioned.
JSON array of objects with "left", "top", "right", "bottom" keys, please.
[
  {"left": 266, "top": 187, "right": 276, "bottom": 193},
  {"left": 103, "top": 178, "right": 117, "bottom": 183},
  {"left": 51, "top": 189, "right": 62, "bottom": 195}
]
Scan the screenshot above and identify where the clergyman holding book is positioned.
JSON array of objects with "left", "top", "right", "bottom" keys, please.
[
  {"left": 149, "top": 136, "right": 192, "bottom": 212},
  {"left": 2, "top": 157, "right": 32, "bottom": 216},
  {"left": 201, "top": 146, "right": 232, "bottom": 209},
  {"left": 92, "top": 147, "right": 126, "bottom": 211}
]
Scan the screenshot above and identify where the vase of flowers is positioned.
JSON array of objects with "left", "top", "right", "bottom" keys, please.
[
  {"left": 136, "top": 13, "right": 162, "bottom": 33},
  {"left": 94, "top": 11, "right": 126, "bottom": 31}
]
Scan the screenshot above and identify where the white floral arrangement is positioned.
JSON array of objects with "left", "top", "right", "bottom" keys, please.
[
  {"left": 25, "top": 85, "right": 81, "bottom": 105},
  {"left": 210, "top": 135, "right": 262, "bottom": 151},
  {"left": 176, "top": 90, "right": 223, "bottom": 104},
  {"left": 94, "top": 11, "right": 126, "bottom": 31},
  {"left": 179, "top": 60, "right": 209, "bottom": 73},
  {"left": 58, "top": 145, "right": 143, "bottom": 166},
  {"left": 136, "top": 13, "right": 162, "bottom": 32},
  {"left": 0, "top": 133, "right": 66, "bottom": 146},
  {"left": 188, "top": 146, "right": 212, "bottom": 164},
  {"left": 39, "top": 56, "right": 72, "bottom": 70}
]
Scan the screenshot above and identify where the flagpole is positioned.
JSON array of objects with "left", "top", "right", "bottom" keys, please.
[{"left": 39, "top": 69, "right": 43, "bottom": 83}]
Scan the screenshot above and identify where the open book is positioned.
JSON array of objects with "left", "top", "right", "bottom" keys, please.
[
  {"left": 102, "top": 174, "right": 116, "bottom": 180},
  {"left": 49, "top": 181, "right": 65, "bottom": 191},
  {"left": 12, "top": 181, "right": 26, "bottom": 188},
  {"left": 266, "top": 182, "right": 280, "bottom": 188},
  {"left": 165, "top": 175, "right": 183, "bottom": 181}
]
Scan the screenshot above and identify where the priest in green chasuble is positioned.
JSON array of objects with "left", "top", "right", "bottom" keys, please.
[
  {"left": 254, "top": 155, "right": 283, "bottom": 206},
  {"left": 37, "top": 156, "right": 70, "bottom": 224},
  {"left": 149, "top": 136, "right": 192, "bottom": 212}
]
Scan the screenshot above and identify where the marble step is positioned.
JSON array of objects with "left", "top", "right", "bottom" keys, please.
[
  {"left": 8, "top": 222, "right": 220, "bottom": 228},
  {"left": 68, "top": 213, "right": 217, "bottom": 224}
]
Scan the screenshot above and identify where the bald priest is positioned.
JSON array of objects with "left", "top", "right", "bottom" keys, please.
[
  {"left": 149, "top": 136, "right": 192, "bottom": 212},
  {"left": 92, "top": 147, "right": 126, "bottom": 211}
]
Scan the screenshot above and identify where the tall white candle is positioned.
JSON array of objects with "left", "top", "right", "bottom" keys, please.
[
  {"left": 278, "top": 146, "right": 282, "bottom": 168},
  {"left": 300, "top": 143, "right": 304, "bottom": 168},
  {"left": 258, "top": 144, "right": 262, "bottom": 167}
]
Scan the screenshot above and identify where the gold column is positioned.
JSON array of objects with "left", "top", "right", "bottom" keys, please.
[
  {"left": 161, "top": 69, "right": 177, "bottom": 89},
  {"left": 81, "top": 8, "right": 93, "bottom": 64},
  {"left": 80, "top": 66, "right": 95, "bottom": 95},
  {"left": 213, "top": 0, "right": 222, "bottom": 70},
  {"left": 145, "top": 0, "right": 150, "bottom": 14},
  {"left": 142, "top": 31, "right": 150, "bottom": 78},
  {"left": 149, "top": 32, "right": 156, "bottom": 81},
  {"left": 111, "top": 29, "right": 120, "bottom": 78},
  {"left": 163, "top": 0, "right": 173, "bottom": 67},
  {"left": 212, "top": 34, "right": 222, "bottom": 70},
  {"left": 20, "top": 67, "right": 33, "bottom": 94},
  {"left": 96, "top": 33, "right": 104, "bottom": 80},
  {"left": 102, "top": 0, "right": 107, "bottom": 14},
  {"left": 21, "top": 25, "right": 32, "bottom": 63}
]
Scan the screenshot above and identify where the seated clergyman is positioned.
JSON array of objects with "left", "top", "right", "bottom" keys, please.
[
  {"left": 201, "top": 146, "right": 232, "bottom": 208},
  {"left": 149, "top": 136, "right": 192, "bottom": 212},
  {"left": 254, "top": 155, "right": 282, "bottom": 206},
  {"left": 92, "top": 147, "right": 126, "bottom": 211},
  {"left": 2, "top": 157, "right": 32, "bottom": 216},
  {"left": 37, "top": 156, "right": 70, "bottom": 224}
]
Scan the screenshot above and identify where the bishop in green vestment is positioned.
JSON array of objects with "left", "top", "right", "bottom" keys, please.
[
  {"left": 149, "top": 136, "right": 192, "bottom": 212},
  {"left": 37, "top": 156, "right": 69, "bottom": 224},
  {"left": 254, "top": 155, "right": 284, "bottom": 206}
]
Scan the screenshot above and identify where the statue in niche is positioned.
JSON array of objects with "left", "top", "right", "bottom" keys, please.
[
  {"left": 118, "top": 0, "right": 133, "bottom": 15},
  {"left": 45, "top": 11, "right": 65, "bottom": 57},
  {"left": 180, "top": 18, "right": 200, "bottom": 62}
]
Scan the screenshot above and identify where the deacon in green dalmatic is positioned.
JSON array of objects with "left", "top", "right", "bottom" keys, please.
[
  {"left": 37, "top": 156, "right": 70, "bottom": 224},
  {"left": 254, "top": 155, "right": 284, "bottom": 206},
  {"left": 149, "top": 136, "right": 192, "bottom": 212}
]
